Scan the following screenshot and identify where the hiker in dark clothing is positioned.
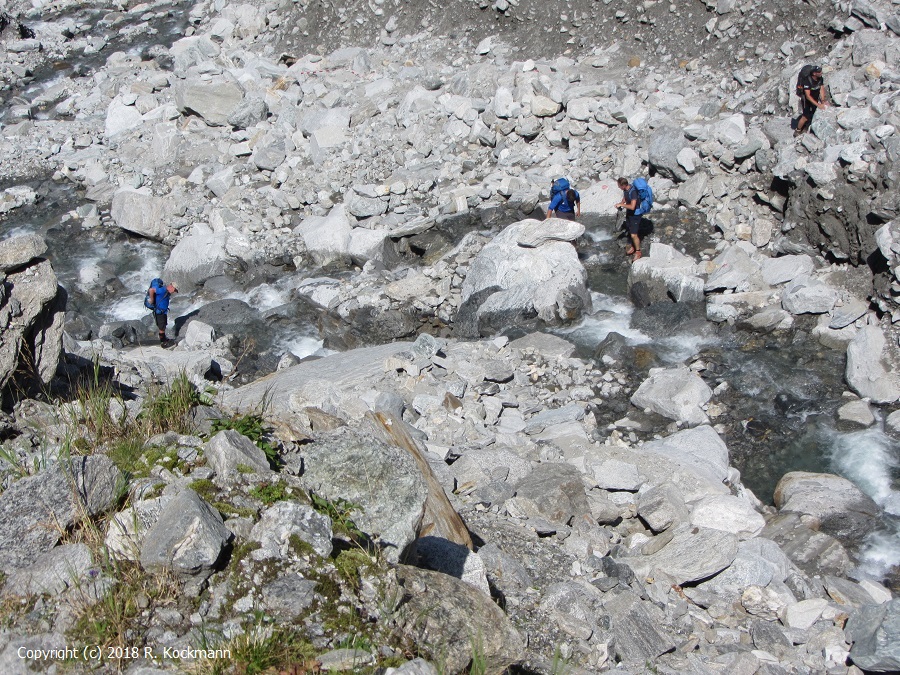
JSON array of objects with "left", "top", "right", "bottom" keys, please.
[
  {"left": 147, "top": 281, "right": 178, "bottom": 346},
  {"left": 616, "top": 177, "right": 642, "bottom": 262},
  {"left": 795, "top": 65, "right": 828, "bottom": 135}
]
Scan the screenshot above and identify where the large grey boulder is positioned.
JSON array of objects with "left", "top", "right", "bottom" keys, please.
[
  {"left": 250, "top": 501, "right": 333, "bottom": 559},
  {"left": 295, "top": 205, "right": 353, "bottom": 267},
  {"left": 105, "top": 496, "right": 169, "bottom": 561},
  {"left": 110, "top": 189, "right": 170, "bottom": 241},
  {"left": 704, "top": 244, "right": 765, "bottom": 293},
  {"left": 227, "top": 96, "right": 268, "bottom": 129},
  {"left": 781, "top": 275, "right": 838, "bottom": 315},
  {"left": 636, "top": 483, "right": 689, "bottom": 533},
  {"left": 648, "top": 126, "right": 690, "bottom": 181},
  {"left": 689, "top": 494, "right": 765, "bottom": 540},
  {"left": 773, "top": 471, "right": 881, "bottom": 546},
  {"left": 0, "top": 456, "right": 122, "bottom": 573},
  {"left": 0, "top": 233, "right": 47, "bottom": 273},
  {"left": 391, "top": 565, "right": 525, "bottom": 673},
  {"left": 845, "top": 599, "right": 900, "bottom": 672},
  {"left": 163, "top": 232, "right": 234, "bottom": 291},
  {"left": 630, "top": 367, "right": 712, "bottom": 426},
  {"left": 697, "top": 538, "right": 790, "bottom": 599},
  {"left": 509, "top": 463, "right": 590, "bottom": 525},
  {"left": 458, "top": 219, "right": 591, "bottom": 337},
  {"left": 628, "top": 243, "right": 704, "bottom": 303},
  {"left": 579, "top": 179, "right": 623, "bottom": 216},
  {"left": 140, "top": 489, "right": 232, "bottom": 580},
  {"left": 203, "top": 429, "right": 272, "bottom": 486},
  {"left": 174, "top": 80, "right": 244, "bottom": 126},
  {"left": 762, "top": 512, "right": 851, "bottom": 577},
  {"left": 299, "top": 427, "right": 428, "bottom": 563},
  {"left": 845, "top": 325, "right": 900, "bottom": 403},
  {"left": 0, "top": 247, "right": 65, "bottom": 395}
]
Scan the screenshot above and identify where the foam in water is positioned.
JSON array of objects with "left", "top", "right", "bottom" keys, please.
[
  {"left": 226, "top": 282, "right": 292, "bottom": 312},
  {"left": 557, "top": 291, "right": 647, "bottom": 346},
  {"left": 827, "top": 427, "right": 900, "bottom": 581},
  {"left": 105, "top": 243, "right": 169, "bottom": 322},
  {"left": 283, "top": 336, "right": 329, "bottom": 360}
]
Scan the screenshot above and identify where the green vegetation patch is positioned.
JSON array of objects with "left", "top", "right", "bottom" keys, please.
[{"left": 248, "top": 480, "right": 289, "bottom": 506}]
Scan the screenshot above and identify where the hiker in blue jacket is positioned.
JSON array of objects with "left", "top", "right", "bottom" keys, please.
[
  {"left": 546, "top": 178, "right": 581, "bottom": 221},
  {"left": 616, "top": 177, "right": 643, "bottom": 261},
  {"left": 146, "top": 280, "right": 178, "bottom": 346}
]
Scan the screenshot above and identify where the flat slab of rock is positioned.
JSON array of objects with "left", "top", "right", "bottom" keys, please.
[
  {"left": 175, "top": 80, "right": 244, "bottom": 126},
  {"left": 621, "top": 524, "right": 739, "bottom": 585},
  {"left": 638, "top": 425, "right": 730, "bottom": 491},
  {"left": 516, "top": 218, "right": 585, "bottom": 248},
  {"left": 3, "top": 544, "right": 93, "bottom": 596},
  {"left": 689, "top": 494, "right": 765, "bottom": 540},
  {"left": 222, "top": 342, "right": 410, "bottom": 418}
]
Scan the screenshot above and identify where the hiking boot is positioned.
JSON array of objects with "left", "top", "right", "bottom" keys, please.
[{"left": 161, "top": 339, "right": 174, "bottom": 349}]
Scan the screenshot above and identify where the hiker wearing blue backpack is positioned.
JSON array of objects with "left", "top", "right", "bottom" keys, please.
[
  {"left": 546, "top": 177, "right": 581, "bottom": 221},
  {"left": 616, "top": 177, "right": 653, "bottom": 262},
  {"left": 144, "top": 278, "right": 178, "bottom": 347}
]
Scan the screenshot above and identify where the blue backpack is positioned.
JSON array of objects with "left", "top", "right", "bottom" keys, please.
[
  {"left": 633, "top": 177, "right": 653, "bottom": 216},
  {"left": 551, "top": 177, "right": 570, "bottom": 196},
  {"left": 144, "top": 278, "right": 165, "bottom": 310}
]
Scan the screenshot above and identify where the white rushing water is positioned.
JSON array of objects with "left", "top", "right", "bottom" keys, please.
[
  {"left": 103, "top": 242, "right": 169, "bottom": 321},
  {"left": 827, "top": 427, "right": 900, "bottom": 580}
]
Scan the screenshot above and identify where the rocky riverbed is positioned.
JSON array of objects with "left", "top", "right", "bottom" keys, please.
[{"left": 0, "top": 0, "right": 899, "bottom": 672}]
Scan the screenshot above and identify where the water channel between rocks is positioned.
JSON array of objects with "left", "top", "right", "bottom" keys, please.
[{"left": 6, "top": 181, "right": 900, "bottom": 587}]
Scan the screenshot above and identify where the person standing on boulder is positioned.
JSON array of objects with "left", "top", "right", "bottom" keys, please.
[
  {"left": 146, "top": 280, "right": 178, "bottom": 347},
  {"left": 546, "top": 181, "right": 581, "bottom": 221},
  {"left": 795, "top": 65, "right": 828, "bottom": 136},
  {"left": 616, "top": 177, "right": 642, "bottom": 262}
]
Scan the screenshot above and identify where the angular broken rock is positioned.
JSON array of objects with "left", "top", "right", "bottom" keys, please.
[
  {"left": 299, "top": 426, "right": 428, "bottom": 563},
  {"left": 250, "top": 501, "right": 333, "bottom": 559},
  {"left": 630, "top": 367, "right": 712, "bottom": 426},
  {"left": 0, "top": 456, "right": 122, "bottom": 574},
  {"left": 140, "top": 489, "right": 232, "bottom": 579},
  {"left": 391, "top": 565, "right": 525, "bottom": 673},
  {"left": 203, "top": 429, "right": 272, "bottom": 485}
]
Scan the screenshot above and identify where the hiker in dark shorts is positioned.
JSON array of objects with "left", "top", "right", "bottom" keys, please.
[
  {"left": 616, "top": 177, "right": 642, "bottom": 261},
  {"left": 795, "top": 65, "right": 828, "bottom": 135},
  {"left": 546, "top": 186, "right": 581, "bottom": 221},
  {"left": 147, "top": 281, "right": 178, "bottom": 346}
]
